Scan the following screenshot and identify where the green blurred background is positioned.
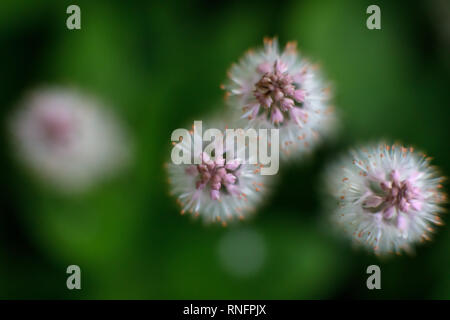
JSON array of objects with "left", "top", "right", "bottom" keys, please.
[{"left": 0, "top": 0, "right": 449, "bottom": 299}]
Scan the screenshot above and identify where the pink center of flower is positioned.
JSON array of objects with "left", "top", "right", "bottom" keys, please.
[
  {"left": 380, "top": 170, "right": 423, "bottom": 216},
  {"left": 252, "top": 60, "right": 305, "bottom": 125},
  {"left": 186, "top": 152, "right": 240, "bottom": 201},
  {"left": 39, "top": 107, "right": 74, "bottom": 146},
  {"left": 364, "top": 170, "right": 424, "bottom": 223}
]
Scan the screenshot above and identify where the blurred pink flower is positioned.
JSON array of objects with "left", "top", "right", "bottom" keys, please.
[{"left": 10, "top": 87, "right": 131, "bottom": 193}]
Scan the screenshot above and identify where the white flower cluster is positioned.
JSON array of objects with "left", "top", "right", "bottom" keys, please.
[
  {"left": 167, "top": 38, "right": 337, "bottom": 225},
  {"left": 223, "top": 38, "right": 337, "bottom": 159},
  {"left": 10, "top": 38, "right": 444, "bottom": 257},
  {"left": 325, "top": 143, "right": 446, "bottom": 255},
  {"left": 166, "top": 37, "right": 446, "bottom": 256}
]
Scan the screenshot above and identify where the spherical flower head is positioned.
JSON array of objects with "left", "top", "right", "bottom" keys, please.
[
  {"left": 223, "top": 37, "right": 337, "bottom": 159},
  {"left": 325, "top": 142, "right": 447, "bottom": 255},
  {"left": 166, "top": 122, "right": 269, "bottom": 226},
  {"left": 9, "top": 87, "right": 131, "bottom": 193}
]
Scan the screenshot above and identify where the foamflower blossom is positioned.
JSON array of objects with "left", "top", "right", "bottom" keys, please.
[
  {"left": 223, "top": 37, "right": 337, "bottom": 159},
  {"left": 166, "top": 122, "right": 269, "bottom": 225},
  {"left": 325, "top": 142, "right": 446, "bottom": 254},
  {"left": 9, "top": 87, "right": 131, "bottom": 193}
]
